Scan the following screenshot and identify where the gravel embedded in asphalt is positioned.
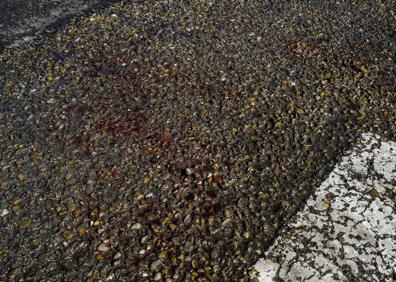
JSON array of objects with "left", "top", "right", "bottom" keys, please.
[{"left": 0, "top": 1, "right": 395, "bottom": 281}]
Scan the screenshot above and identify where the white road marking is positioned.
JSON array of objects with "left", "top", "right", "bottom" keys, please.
[{"left": 252, "top": 133, "right": 396, "bottom": 282}]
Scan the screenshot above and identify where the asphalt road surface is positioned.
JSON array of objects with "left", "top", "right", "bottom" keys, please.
[
  {"left": 0, "top": 0, "right": 119, "bottom": 51},
  {"left": 0, "top": 1, "right": 395, "bottom": 281}
]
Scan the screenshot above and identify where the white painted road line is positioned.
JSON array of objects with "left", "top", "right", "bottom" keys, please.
[{"left": 252, "top": 133, "right": 396, "bottom": 282}]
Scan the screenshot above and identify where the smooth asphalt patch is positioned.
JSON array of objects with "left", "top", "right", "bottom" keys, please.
[{"left": 0, "top": 0, "right": 120, "bottom": 51}]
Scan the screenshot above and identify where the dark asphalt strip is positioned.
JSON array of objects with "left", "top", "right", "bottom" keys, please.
[{"left": 0, "top": 0, "right": 123, "bottom": 52}]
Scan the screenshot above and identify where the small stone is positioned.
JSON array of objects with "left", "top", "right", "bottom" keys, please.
[
  {"left": 131, "top": 223, "right": 142, "bottom": 230},
  {"left": 211, "top": 250, "right": 219, "bottom": 259},
  {"left": 274, "top": 121, "right": 283, "bottom": 130},
  {"left": 91, "top": 220, "right": 100, "bottom": 226},
  {"left": 322, "top": 192, "right": 335, "bottom": 208},
  {"left": 324, "top": 72, "right": 332, "bottom": 79},
  {"left": 212, "top": 175, "right": 222, "bottom": 183},
  {"left": 67, "top": 202, "right": 76, "bottom": 212},
  {"left": 154, "top": 272, "right": 162, "bottom": 281},
  {"left": 10, "top": 196, "right": 21, "bottom": 205},
  {"left": 139, "top": 249, "right": 146, "bottom": 255},
  {"left": 184, "top": 214, "right": 191, "bottom": 224},
  {"left": 150, "top": 260, "right": 161, "bottom": 271},
  {"left": 360, "top": 66, "right": 369, "bottom": 74},
  {"left": 368, "top": 188, "right": 380, "bottom": 198},
  {"left": 222, "top": 218, "right": 231, "bottom": 226},
  {"left": 77, "top": 226, "right": 87, "bottom": 234},
  {"left": 62, "top": 231, "right": 72, "bottom": 240},
  {"left": 113, "top": 252, "right": 122, "bottom": 260},
  {"left": 19, "top": 218, "right": 30, "bottom": 229},
  {"left": 17, "top": 173, "right": 27, "bottom": 181},
  {"left": 141, "top": 236, "right": 149, "bottom": 244},
  {"left": 97, "top": 244, "right": 110, "bottom": 252},
  {"left": 143, "top": 177, "right": 151, "bottom": 184},
  {"left": 247, "top": 96, "right": 256, "bottom": 105},
  {"left": 184, "top": 242, "right": 194, "bottom": 252},
  {"left": 12, "top": 206, "right": 20, "bottom": 213},
  {"left": 8, "top": 268, "right": 19, "bottom": 278},
  {"left": 96, "top": 254, "right": 104, "bottom": 262},
  {"left": 1, "top": 209, "right": 9, "bottom": 217},
  {"left": 162, "top": 68, "right": 170, "bottom": 75}
]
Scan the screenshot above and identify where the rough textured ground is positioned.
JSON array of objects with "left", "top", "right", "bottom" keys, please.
[
  {"left": 254, "top": 133, "right": 396, "bottom": 281},
  {"left": 0, "top": 1, "right": 395, "bottom": 281}
]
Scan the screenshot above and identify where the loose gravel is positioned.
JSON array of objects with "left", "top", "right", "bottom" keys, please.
[{"left": 0, "top": 1, "right": 395, "bottom": 281}]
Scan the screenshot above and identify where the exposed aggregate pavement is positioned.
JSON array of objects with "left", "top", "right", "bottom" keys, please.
[{"left": 0, "top": 1, "right": 396, "bottom": 281}]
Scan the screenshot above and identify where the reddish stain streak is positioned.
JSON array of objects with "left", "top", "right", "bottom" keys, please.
[
  {"left": 96, "top": 112, "right": 146, "bottom": 137},
  {"left": 203, "top": 201, "right": 223, "bottom": 217},
  {"left": 205, "top": 190, "right": 217, "bottom": 198},
  {"left": 80, "top": 145, "right": 90, "bottom": 158},
  {"left": 69, "top": 52, "right": 179, "bottom": 161},
  {"left": 70, "top": 134, "right": 91, "bottom": 157},
  {"left": 70, "top": 134, "right": 89, "bottom": 146},
  {"left": 185, "top": 193, "right": 194, "bottom": 201},
  {"left": 158, "top": 132, "right": 170, "bottom": 145},
  {"left": 137, "top": 200, "right": 166, "bottom": 225},
  {"left": 212, "top": 175, "right": 222, "bottom": 184},
  {"left": 81, "top": 52, "right": 149, "bottom": 87},
  {"left": 282, "top": 38, "right": 328, "bottom": 58},
  {"left": 224, "top": 87, "right": 239, "bottom": 95},
  {"left": 64, "top": 104, "right": 96, "bottom": 119}
]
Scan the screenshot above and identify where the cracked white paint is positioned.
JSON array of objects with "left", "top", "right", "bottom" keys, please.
[{"left": 253, "top": 133, "right": 396, "bottom": 282}]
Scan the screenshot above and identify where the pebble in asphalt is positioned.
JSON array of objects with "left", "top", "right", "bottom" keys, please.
[{"left": 0, "top": 0, "right": 395, "bottom": 281}]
